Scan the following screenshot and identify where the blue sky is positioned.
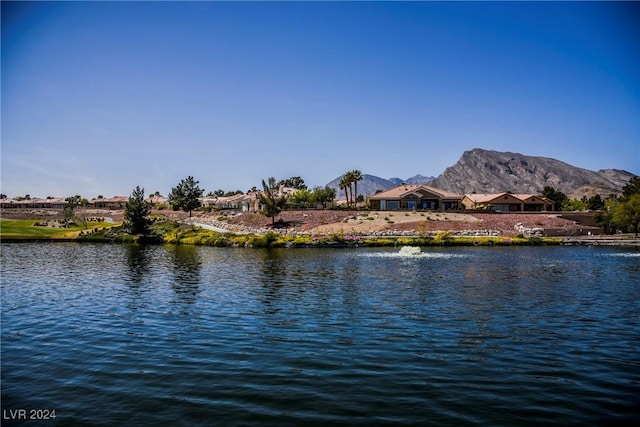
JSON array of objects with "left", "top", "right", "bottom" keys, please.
[{"left": 2, "top": 1, "right": 639, "bottom": 198}]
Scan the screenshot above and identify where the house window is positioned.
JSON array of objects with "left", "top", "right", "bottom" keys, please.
[
  {"left": 406, "top": 201, "right": 417, "bottom": 210},
  {"left": 387, "top": 201, "right": 399, "bottom": 210},
  {"left": 422, "top": 201, "right": 436, "bottom": 209},
  {"left": 380, "top": 200, "right": 386, "bottom": 210}
]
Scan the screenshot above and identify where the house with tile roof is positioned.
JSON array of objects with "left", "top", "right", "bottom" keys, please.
[
  {"left": 368, "top": 184, "right": 463, "bottom": 211},
  {"left": 0, "top": 197, "right": 67, "bottom": 209},
  {"left": 461, "top": 193, "right": 554, "bottom": 212},
  {"left": 211, "top": 192, "right": 261, "bottom": 212},
  {"left": 90, "top": 196, "right": 129, "bottom": 209},
  {"left": 147, "top": 195, "right": 169, "bottom": 207}
]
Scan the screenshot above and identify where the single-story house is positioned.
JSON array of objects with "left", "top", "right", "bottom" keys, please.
[
  {"left": 461, "top": 193, "right": 554, "bottom": 211},
  {"left": 199, "top": 196, "right": 219, "bottom": 208},
  {"left": 369, "top": 184, "right": 463, "bottom": 211},
  {"left": 91, "top": 196, "right": 128, "bottom": 209},
  {"left": 0, "top": 197, "right": 67, "bottom": 209},
  {"left": 147, "top": 195, "right": 169, "bottom": 207},
  {"left": 213, "top": 192, "right": 261, "bottom": 212}
]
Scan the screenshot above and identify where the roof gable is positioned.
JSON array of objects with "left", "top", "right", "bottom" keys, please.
[
  {"left": 464, "top": 193, "right": 523, "bottom": 204},
  {"left": 512, "top": 194, "right": 552, "bottom": 204},
  {"left": 370, "top": 184, "right": 461, "bottom": 200}
]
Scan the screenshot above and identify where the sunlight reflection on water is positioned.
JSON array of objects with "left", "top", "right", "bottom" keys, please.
[{"left": 2, "top": 243, "right": 639, "bottom": 426}]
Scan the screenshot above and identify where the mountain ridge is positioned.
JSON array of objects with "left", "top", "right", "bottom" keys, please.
[{"left": 325, "top": 148, "right": 635, "bottom": 200}]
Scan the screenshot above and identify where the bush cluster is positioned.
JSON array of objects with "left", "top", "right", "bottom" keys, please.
[{"left": 76, "top": 219, "right": 562, "bottom": 248}]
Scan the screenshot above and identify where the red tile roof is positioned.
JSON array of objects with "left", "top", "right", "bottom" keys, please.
[{"left": 369, "top": 184, "right": 463, "bottom": 200}]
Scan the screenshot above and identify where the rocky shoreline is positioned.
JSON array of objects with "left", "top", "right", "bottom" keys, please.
[
  {"left": 3, "top": 208, "right": 638, "bottom": 246},
  {"left": 560, "top": 236, "right": 640, "bottom": 246},
  {"left": 181, "top": 211, "right": 640, "bottom": 246}
]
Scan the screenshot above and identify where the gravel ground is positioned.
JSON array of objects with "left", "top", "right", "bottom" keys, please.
[
  {"left": 3, "top": 208, "right": 596, "bottom": 237},
  {"left": 217, "top": 210, "right": 592, "bottom": 236}
]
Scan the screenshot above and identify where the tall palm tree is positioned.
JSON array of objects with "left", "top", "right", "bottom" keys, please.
[
  {"left": 350, "top": 170, "right": 363, "bottom": 208},
  {"left": 339, "top": 176, "right": 350, "bottom": 207}
]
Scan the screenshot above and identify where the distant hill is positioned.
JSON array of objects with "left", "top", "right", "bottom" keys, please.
[
  {"left": 326, "top": 174, "right": 396, "bottom": 200},
  {"left": 325, "top": 149, "right": 635, "bottom": 200},
  {"left": 326, "top": 173, "right": 437, "bottom": 200},
  {"left": 429, "top": 148, "right": 635, "bottom": 198},
  {"left": 405, "top": 174, "right": 436, "bottom": 185}
]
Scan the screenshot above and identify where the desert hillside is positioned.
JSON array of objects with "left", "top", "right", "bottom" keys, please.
[{"left": 325, "top": 149, "right": 635, "bottom": 199}]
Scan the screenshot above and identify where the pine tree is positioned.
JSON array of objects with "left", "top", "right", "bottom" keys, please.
[
  {"left": 621, "top": 176, "right": 640, "bottom": 201},
  {"left": 169, "top": 176, "right": 204, "bottom": 217},
  {"left": 124, "top": 186, "right": 152, "bottom": 235}
]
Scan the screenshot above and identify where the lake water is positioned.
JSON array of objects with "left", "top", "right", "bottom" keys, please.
[{"left": 1, "top": 243, "right": 639, "bottom": 426}]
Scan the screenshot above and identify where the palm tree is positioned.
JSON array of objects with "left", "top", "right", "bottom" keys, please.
[
  {"left": 339, "top": 177, "right": 349, "bottom": 207},
  {"left": 350, "top": 170, "right": 363, "bottom": 208},
  {"left": 340, "top": 173, "right": 354, "bottom": 207}
]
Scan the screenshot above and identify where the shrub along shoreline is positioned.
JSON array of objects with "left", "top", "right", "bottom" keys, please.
[
  {"left": 71, "top": 219, "right": 561, "bottom": 247},
  {"left": 13, "top": 217, "right": 640, "bottom": 247}
]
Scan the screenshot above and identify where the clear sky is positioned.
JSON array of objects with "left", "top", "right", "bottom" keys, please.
[{"left": 2, "top": 1, "right": 639, "bottom": 199}]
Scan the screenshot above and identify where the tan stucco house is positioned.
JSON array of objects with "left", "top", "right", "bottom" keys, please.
[
  {"left": 461, "top": 193, "right": 554, "bottom": 211},
  {"left": 369, "top": 184, "right": 463, "bottom": 211}
]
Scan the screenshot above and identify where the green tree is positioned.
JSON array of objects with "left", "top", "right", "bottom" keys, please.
[
  {"left": 169, "top": 176, "right": 204, "bottom": 217},
  {"left": 350, "top": 170, "right": 363, "bottom": 208},
  {"left": 541, "top": 186, "right": 567, "bottom": 211},
  {"left": 258, "top": 177, "right": 287, "bottom": 225},
  {"left": 613, "top": 194, "right": 640, "bottom": 236},
  {"left": 64, "top": 195, "right": 88, "bottom": 226},
  {"left": 595, "top": 195, "right": 621, "bottom": 234},
  {"left": 562, "top": 198, "right": 587, "bottom": 211},
  {"left": 278, "top": 176, "right": 307, "bottom": 190},
  {"left": 621, "top": 176, "right": 640, "bottom": 200},
  {"left": 310, "top": 186, "right": 336, "bottom": 209},
  {"left": 595, "top": 210, "right": 614, "bottom": 234},
  {"left": 340, "top": 172, "right": 356, "bottom": 207},
  {"left": 124, "top": 186, "right": 152, "bottom": 235},
  {"left": 288, "top": 188, "right": 312, "bottom": 207},
  {"left": 339, "top": 170, "right": 363, "bottom": 208},
  {"left": 339, "top": 176, "right": 350, "bottom": 207},
  {"left": 586, "top": 194, "right": 605, "bottom": 211}
]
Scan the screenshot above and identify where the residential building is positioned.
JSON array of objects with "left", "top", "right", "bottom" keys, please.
[
  {"left": 461, "top": 193, "right": 554, "bottom": 211},
  {"left": 91, "top": 196, "right": 128, "bottom": 209},
  {"left": 212, "top": 192, "right": 261, "bottom": 212},
  {"left": 368, "top": 184, "right": 463, "bottom": 211},
  {"left": 147, "top": 195, "right": 169, "bottom": 207},
  {"left": 0, "top": 197, "right": 67, "bottom": 209}
]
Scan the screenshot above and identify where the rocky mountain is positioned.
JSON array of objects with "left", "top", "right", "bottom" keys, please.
[
  {"left": 405, "top": 174, "right": 436, "bottom": 185},
  {"left": 429, "top": 148, "right": 635, "bottom": 197},
  {"left": 326, "top": 149, "right": 634, "bottom": 200},
  {"left": 326, "top": 173, "right": 437, "bottom": 200},
  {"left": 326, "top": 174, "right": 397, "bottom": 200}
]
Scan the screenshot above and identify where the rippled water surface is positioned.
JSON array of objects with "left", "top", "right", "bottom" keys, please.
[{"left": 2, "top": 243, "right": 639, "bottom": 426}]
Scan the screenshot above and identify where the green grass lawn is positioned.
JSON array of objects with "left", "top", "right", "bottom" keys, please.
[{"left": 0, "top": 218, "right": 120, "bottom": 240}]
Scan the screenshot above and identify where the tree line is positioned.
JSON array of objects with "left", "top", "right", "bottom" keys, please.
[
  {"left": 121, "top": 170, "right": 364, "bottom": 235},
  {"left": 542, "top": 179, "right": 640, "bottom": 236},
  {"left": 121, "top": 175, "right": 640, "bottom": 237}
]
